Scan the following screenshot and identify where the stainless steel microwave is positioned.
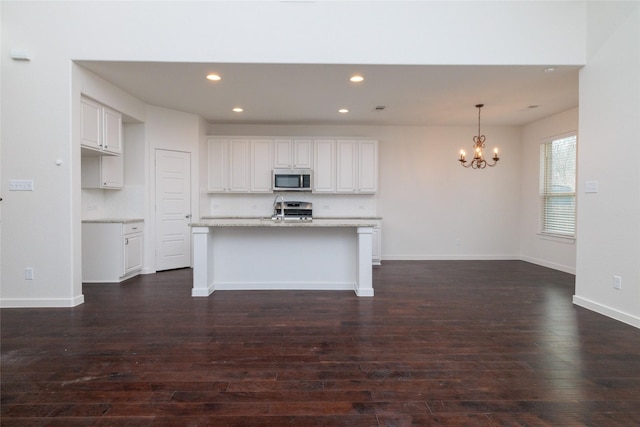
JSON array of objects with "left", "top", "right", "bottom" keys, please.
[{"left": 273, "top": 169, "right": 312, "bottom": 191}]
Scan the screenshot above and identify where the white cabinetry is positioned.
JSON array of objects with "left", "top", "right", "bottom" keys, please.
[
  {"left": 207, "top": 138, "right": 251, "bottom": 192},
  {"left": 81, "top": 97, "right": 101, "bottom": 150},
  {"left": 82, "top": 221, "right": 143, "bottom": 283},
  {"left": 313, "top": 139, "right": 336, "bottom": 193},
  {"left": 81, "top": 155, "right": 124, "bottom": 189},
  {"left": 336, "top": 139, "right": 357, "bottom": 193},
  {"left": 251, "top": 139, "right": 273, "bottom": 192},
  {"left": 314, "top": 139, "right": 378, "bottom": 194},
  {"left": 205, "top": 136, "right": 377, "bottom": 194},
  {"left": 207, "top": 138, "right": 227, "bottom": 192},
  {"left": 80, "top": 97, "right": 122, "bottom": 155},
  {"left": 274, "top": 139, "right": 312, "bottom": 169},
  {"left": 80, "top": 97, "right": 124, "bottom": 189},
  {"left": 229, "top": 139, "right": 250, "bottom": 192},
  {"left": 357, "top": 140, "right": 378, "bottom": 194},
  {"left": 123, "top": 223, "right": 144, "bottom": 275},
  {"left": 372, "top": 225, "right": 382, "bottom": 265}
]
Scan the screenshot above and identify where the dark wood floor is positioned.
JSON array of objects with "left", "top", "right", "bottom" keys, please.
[{"left": 2, "top": 261, "right": 640, "bottom": 426}]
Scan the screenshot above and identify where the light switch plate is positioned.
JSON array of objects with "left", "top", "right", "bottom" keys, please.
[
  {"left": 585, "top": 181, "right": 599, "bottom": 193},
  {"left": 9, "top": 179, "right": 34, "bottom": 191}
]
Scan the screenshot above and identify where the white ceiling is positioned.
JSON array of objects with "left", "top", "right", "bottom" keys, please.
[{"left": 77, "top": 61, "right": 580, "bottom": 127}]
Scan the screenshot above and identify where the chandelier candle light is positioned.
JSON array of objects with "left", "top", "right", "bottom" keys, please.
[{"left": 459, "top": 104, "right": 499, "bottom": 169}]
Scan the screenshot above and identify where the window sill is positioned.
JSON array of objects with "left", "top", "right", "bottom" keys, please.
[{"left": 537, "top": 233, "right": 576, "bottom": 244}]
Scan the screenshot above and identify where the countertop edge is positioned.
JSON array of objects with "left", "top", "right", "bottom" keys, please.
[
  {"left": 82, "top": 218, "right": 144, "bottom": 224},
  {"left": 190, "top": 219, "right": 379, "bottom": 228},
  {"left": 200, "top": 216, "right": 382, "bottom": 220}
]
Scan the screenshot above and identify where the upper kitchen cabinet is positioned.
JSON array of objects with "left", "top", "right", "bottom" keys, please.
[
  {"left": 80, "top": 96, "right": 122, "bottom": 155},
  {"left": 207, "top": 138, "right": 257, "bottom": 193},
  {"left": 315, "top": 139, "right": 378, "bottom": 194},
  {"left": 357, "top": 140, "right": 378, "bottom": 194},
  {"left": 273, "top": 139, "right": 312, "bottom": 169},
  {"left": 313, "top": 139, "right": 336, "bottom": 193},
  {"left": 250, "top": 139, "right": 273, "bottom": 192},
  {"left": 336, "top": 140, "right": 357, "bottom": 193},
  {"left": 80, "top": 97, "right": 124, "bottom": 189},
  {"left": 81, "top": 155, "right": 124, "bottom": 189}
]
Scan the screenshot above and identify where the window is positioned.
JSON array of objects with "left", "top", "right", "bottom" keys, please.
[{"left": 539, "top": 134, "right": 577, "bottom": 237}]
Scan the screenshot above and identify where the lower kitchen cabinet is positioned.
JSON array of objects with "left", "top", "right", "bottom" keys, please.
[{"left": 82, "top": 221, "right": 143, "bottom": 282}]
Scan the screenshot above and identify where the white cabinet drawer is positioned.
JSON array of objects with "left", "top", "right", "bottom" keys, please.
[{"left": 124, "top": 222, "right": 143, "bottom": 235}]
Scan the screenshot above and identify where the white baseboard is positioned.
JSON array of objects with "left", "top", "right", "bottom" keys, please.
[
  {"left": 1, "top": 294, "right": 85, "bottom": 308},
  {"left": 573, "top": 295, "right": 640, "bottom": 329},
  {"left": 213, "top": 281, "right": 355, "bottom": 291},
  {"left": 382, "top": 254, "right": 521, "bottom": 261},
  {"left": 520, "top": 255, "right": 576, "bottom": 274}
]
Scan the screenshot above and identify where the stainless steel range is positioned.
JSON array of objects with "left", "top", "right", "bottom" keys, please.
[{"left": 272, "top": 200, "right": 313, "bottom": 221}]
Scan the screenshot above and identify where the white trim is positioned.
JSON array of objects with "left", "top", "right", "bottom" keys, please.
[
  {"left": 382, "top": 254, "right": 520, "bottom": 261},
  {"left": 191, "top": 285, "right": 215, "bottom": 297},
  {"left": 1, "top": 295, "right": 85, "bottom": 308},
  {"left": 214, "top": 282, "right": 355, "bottom": 291},
  {"left": 537, "top": 232, "right": 576, "bottom": 244},
  {"left": 521, "top": 255, "right": 576, "bottom": 274},
  {"left": 573, "top": 296, "right": 640, "bottom": 329},
  {"left": 381, "top": 255, "right": 575, "bottom": 275}
]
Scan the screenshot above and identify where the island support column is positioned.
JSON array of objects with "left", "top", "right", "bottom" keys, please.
[
  {"left": 192, "top": 226, "right": 214, "bottom": 297},
  {"left": 356, "top": 226, "right": 374, "bottom": 297}
]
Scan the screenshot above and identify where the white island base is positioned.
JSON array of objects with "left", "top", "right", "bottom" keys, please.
[{"left": 191, "top": 222, "right": 374, "bottom": 297}]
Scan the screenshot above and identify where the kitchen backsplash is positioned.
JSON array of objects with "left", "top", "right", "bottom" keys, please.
[
  {"left": 206, "top": 193, "right": 378, "bottom": 218},
  {"left": 81, "top": 185, "right": 145, "bottom": 219}
]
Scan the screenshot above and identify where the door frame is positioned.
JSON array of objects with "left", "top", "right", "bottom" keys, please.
[{"left": 154, "top": 148, "right": 193, "bottom": 272}]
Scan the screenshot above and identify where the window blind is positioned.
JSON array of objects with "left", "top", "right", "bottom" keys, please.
[{"left": 539, "top": 135, "right": 577, "bottom": 236}]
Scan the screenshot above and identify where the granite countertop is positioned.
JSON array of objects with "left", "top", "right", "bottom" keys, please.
[
  {"left": 191, "top": 216, "right": 381, "bottom": 228},
  {"left": 200, "top": 216, "right": 382, "bottom": 220},
  {"left": 82, "top": 218, "right": 144, "bottom": 224}
]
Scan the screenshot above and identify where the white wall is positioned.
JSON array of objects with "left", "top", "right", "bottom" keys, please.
[
  {"left": 520, "top": 108, "right": 578, "bottom": 274},
  {"left": 145, "top": 105, "right": 203, "bottom": 274},
  {"left": 209, "top": 123, "right": 522, "bottom": 260},
  {"left": 0, "top": 1, "right": 595, "bottom": 308},
  {"left": 574, "top": 2, "right": 640, "bottom": 327}
]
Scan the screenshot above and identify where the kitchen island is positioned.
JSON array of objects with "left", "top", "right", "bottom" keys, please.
[{"left": 190, "top": 218, "right": 376, "bottom": 297}]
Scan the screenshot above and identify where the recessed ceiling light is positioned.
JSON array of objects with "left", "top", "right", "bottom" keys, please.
[
  {"left": 206, "top": 73, "right": 221, "bottom": 81},
  {"left": 338, "top": 108, "right": 349, "bottom": 114},
  {"left": 350, "top": 75, "right": 364, "bottom": 83},
  {"left": 232, "top": 107, "right": 243, "bottom": 113}
]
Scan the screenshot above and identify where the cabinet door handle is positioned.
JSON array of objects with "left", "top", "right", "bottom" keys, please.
[
  {"left": 185, "top": 214, "right": 192, "bottom": 219},
  {"left": 125, "top": 238, "right": 129, "bottom": 245}
]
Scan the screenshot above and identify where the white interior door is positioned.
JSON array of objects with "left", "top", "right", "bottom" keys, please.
[{"left": 155, "top": 149, "right": 191, "bottom": 271}]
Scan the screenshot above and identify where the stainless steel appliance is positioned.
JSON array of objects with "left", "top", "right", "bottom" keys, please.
[
  {"left": 273, "top": 168, "right": 312, "bottom": 191},
  {"left": 272, "top": 200, "right": 313, "bottom": 221}
]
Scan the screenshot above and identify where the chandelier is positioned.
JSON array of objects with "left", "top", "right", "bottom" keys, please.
[{"left": 458, "top": 104, "right": 499, "bottom": 169}]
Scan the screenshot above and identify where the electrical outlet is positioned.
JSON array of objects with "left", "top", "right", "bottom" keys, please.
[
  {"left": 455, "top": 238, "right": 461, "bottom": 247},
  {"left": 25, "top": 268, "right": 34, "bottom": 280},
  {"left": 613, "top": 275, "right": 622, "bottom": 290}
]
